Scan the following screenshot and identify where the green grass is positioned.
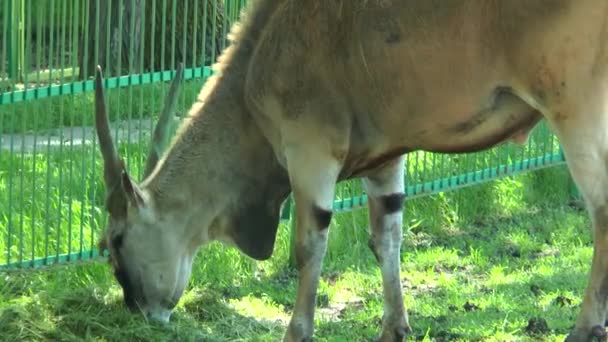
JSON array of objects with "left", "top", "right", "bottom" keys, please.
[
  {"left": 0, "top": 143, "right": 141, "bottom": 266},
  {"left": 0, "top": 163, "right": 594, "bottom": 341},
  {"left": 0, "top": 70, "right": 581, "bottom": 341},
  {"left": 0, "top": 1, "right": 584, "bottom": 339},
  {"left": 0, "top": 77, "right": 208, "bottom": 134},
  {"left": 0, "top": 120, "right": 562, "bottom": 267}
]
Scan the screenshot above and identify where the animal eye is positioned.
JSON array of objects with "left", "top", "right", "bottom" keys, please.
[{"left": 112, "top": 234, "right": 124, "bottom": 249}]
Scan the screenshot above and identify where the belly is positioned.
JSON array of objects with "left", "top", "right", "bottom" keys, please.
[
  {"left": 340, "top": 87, "right": 543, "bottom": 180},
  {"left": 413, "top": 88, "right": 544, "bottom": 153}
]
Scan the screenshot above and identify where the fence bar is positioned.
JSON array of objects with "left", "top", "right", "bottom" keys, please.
[
  {"left": 0, "top": 66, "right": 214, "bottom": 105},
  {"left": 0, "top": 1, "right": 574, "bottom": 271}
]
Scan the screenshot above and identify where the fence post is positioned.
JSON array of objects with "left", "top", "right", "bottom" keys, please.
[
  {"left": 6, "top": 0, "right": 24, "bottom": 83},
  {"left": 18, "top": 0, "right": 24, "bottom": 82},
  {"left": 6, "top": 0, "right": 14, "bottom": 79}
]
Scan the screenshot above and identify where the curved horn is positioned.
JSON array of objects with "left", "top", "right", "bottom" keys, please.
[
  {"left": 143, "top": 62, "right": 185, "bottom": 178},
  {"left": 95, "top": 65, "right": 122, "bottom": 189}
]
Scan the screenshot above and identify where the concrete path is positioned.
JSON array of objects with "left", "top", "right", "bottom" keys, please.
[{"left": 0, "top": 118, "right": 156, "bottom": 153}]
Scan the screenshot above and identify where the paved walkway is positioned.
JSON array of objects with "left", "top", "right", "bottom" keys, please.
[{"left": 0, "top": 118, "right": 156, "bottom": 153}]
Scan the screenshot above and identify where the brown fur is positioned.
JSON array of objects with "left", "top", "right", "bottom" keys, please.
[{"left": 94, "top": 1, "right": 608, "bottom": 341}]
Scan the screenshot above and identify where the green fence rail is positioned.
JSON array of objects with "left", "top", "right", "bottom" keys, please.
[{"left": 0, "top": 0, "right": 567, "bottom": 270}]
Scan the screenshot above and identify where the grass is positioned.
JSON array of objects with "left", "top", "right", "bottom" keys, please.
[
  {"left": 0, "top": 163, "right": 595, "bottom": 341},
  {"left": 0, "top": 76, "right": 208, "bottom": 134},
  {"left": 1, "top": 55, "right": 563, "bottom": 248},
  {"left": 0, "top": 65, "right": 583, "bottom": 341},
  {"left": 0, "top": 121, "right": 562, "bottom": 267},
  {"left": 0, "top": 141, "right": 150, "bottom": 266}
]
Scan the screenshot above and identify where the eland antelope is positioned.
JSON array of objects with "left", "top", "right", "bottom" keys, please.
[{"left": 94, "top": 1, "right": 608, "bottom": 341}]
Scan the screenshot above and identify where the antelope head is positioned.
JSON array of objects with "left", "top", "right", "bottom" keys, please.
[{"left": 95, "top": 64, "right": 188, "bottom": 323}]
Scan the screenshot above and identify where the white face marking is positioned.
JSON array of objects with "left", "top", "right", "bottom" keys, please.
[{"left": 106, "top": 199, "right": 198, "bottom": 322}]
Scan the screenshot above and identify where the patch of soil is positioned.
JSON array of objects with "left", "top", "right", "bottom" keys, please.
[
  {"left": 433, "top": 330, "right": 465, "bottom": 342},
  {"left": 220, "top": 286, "right": 239, "bottom": 298},
  {"left": 529, "top": 248, "right": 561, "bottom": 260},
  {"left": 506, "top": 245, "right": 521, "bottom": 258},
  {"left": 472, "top": 218, "right": 489, "bottom": 227},
  {"left": 268, "top": 268, "right": 297, "bottom": 287},
  {"left": 282, "top": 303, "right": 294, "bottom": 313},
  {"left": 316, "top": 293, "right": 330, "bottom": 308},
  {"left": 402, "top": 280, "right": 439, "bottom": 295},
  {"left": 325, "top": 271, "right": 340, "bottom": 285},
  {"left": 415, "top": 330, "right": 464, "bottom": 342},
  {"left": 479, "top": 285, "right": 493, "bottom": 294},
  {"left": 316, "top": 297, "right": 364, "bottom": 322},
  {"left": 463, "top": 301, "right": 479, "bottom": 312},
  {"left": 530, "top": 284, "right": 542, "bottom": 296},
  {"left": 568, "top": 199, "right": 586, "bottom": 211},
  {"left": 525, "top": 317, "right": 550, "bottom": 336},
  {"left": 554, "top": 294, "right": 573, "bottom": 307}
]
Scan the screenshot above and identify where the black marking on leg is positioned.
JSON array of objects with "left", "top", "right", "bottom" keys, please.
[
  {"left": 380, "top": 193, "right": 405, "bottom": 214},
  {"left": 313, "top": 205, "right": 332, "bottom": 229}
]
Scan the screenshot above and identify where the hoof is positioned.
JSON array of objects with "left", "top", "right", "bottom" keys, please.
[
  {"left": 282, "top": 335, "right": 312, "bottom": 342},
  {"left": 375, "top": 325, "right": 412, "bottom": 342},
  {"left": 565, "top": 325, "right": 607, "bottom": 342},
  {"left": 283, "top": 322, "right": 313, "bottom": 342}
]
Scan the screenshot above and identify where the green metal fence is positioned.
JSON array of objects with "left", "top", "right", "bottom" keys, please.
[{"left": 0, "top": 0, "right": 567, "bottom": 270}]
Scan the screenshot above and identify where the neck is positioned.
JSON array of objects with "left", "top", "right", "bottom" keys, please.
[{"left": 141, "top": 44, "right": 291, "bottom": 261}]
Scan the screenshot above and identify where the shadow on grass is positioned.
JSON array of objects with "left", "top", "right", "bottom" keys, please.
[
  {"left": 0, "top": 282, "right": 287, "bottom": 341},
  {"left": 0, "top": 179, "right": 592, "bottom": 341},
  {"left": 0, "top": 235, "right": 591, "bottom": 342},
  {"left": 398, "top": 267, "right": 588, "bottom": 341},
  {"left": 220, "top": 204, "right": 591, "bottom": 341}
]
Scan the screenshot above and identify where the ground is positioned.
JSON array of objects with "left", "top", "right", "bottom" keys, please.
[{"left": 0, "top": 166, "right": 593, "bottom": 341}]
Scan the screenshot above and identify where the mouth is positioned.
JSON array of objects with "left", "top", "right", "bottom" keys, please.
[{"left": 146, "top": 308, "right": 172, "bottom": 324}]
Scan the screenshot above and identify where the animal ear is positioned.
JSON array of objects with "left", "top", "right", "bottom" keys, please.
[
  {"left": 143, "top": 62, "right": 184, "bottom": 178},
  {"left": 119, "top": 160, "right": 145, "bottom": 209}
]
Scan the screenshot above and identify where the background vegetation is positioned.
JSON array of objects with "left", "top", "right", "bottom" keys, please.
[
  {"left": 0, "top": 1, "right": 589, "bottom": 340},
  {"left": 0, "top": 163, "right": 593, "bottom": 341}
]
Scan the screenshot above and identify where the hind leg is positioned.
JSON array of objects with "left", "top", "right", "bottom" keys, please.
[
  {"left": 548, "top": 98, "right": 608, "bottom": 341},
  {"left": 561, "top": 127, "right": 608, "bottom": 341},
  {"left": 281, "top": 143, "right": 343, "bottom": 341},
  {"left": 363, "top": 156, "right": 411, "bottom": 341}
]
